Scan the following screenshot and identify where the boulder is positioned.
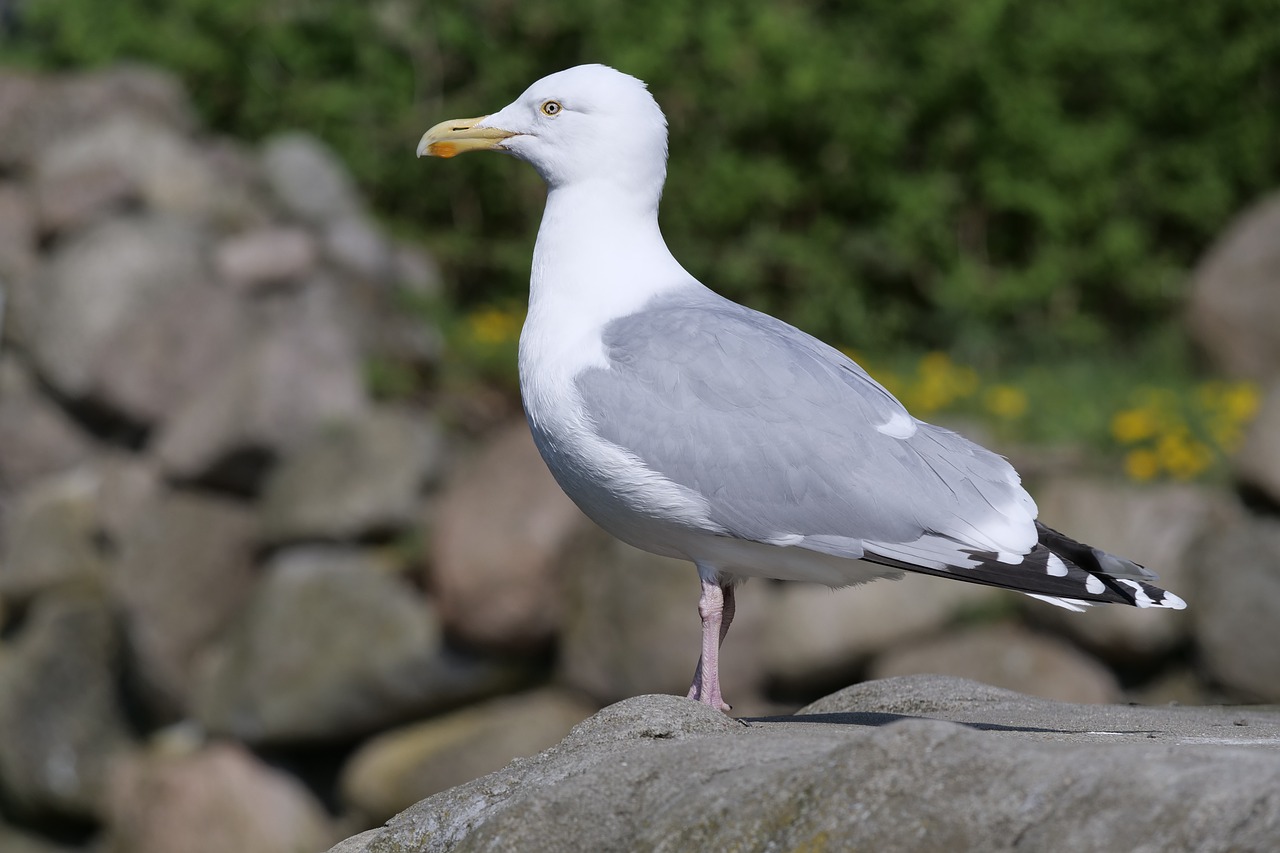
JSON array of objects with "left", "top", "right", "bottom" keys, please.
[
  {"left": 1191, "top": 516, "right": 1280, "bottom": 702},
  {"left": 868, "top": 623, "right": 1122, "bottom": 704},
  {"left": 154, "top": 278, "right": 368, "bottom": 491},
  {"left": 261, "top": 406, "right": 444, "bottom": 544},
  {"left": 558, "top": 526, "right": 770, "bottom": 713},
  {"left": 113, "top": 489, "right": 259, "bottom": 718},
  {"left": 104, "top": 743, "right": 333, "bottom": 853},
  {"left": 0, "top": 183, "right": 37, "bottom": 283},
  {"left": 1187, "top": 191, "right": 1280, "bottom": 382},
  {"left": 1027, "top": 477, "right": 1223, "bottom": 659},
  {"left": 1234, "top": 378, "right": 1280, "bottom": 507},
  {"left": 0, "top": 588, "right": 135, "bottom": 820},
  {"left": 0, "top": 468, "right": 106, "bottom": 600},
  {"left": 214, "top": 226, "right": 318, "bottom": 292},
  {"left": 324, "top": 214, "right": 394, "bottom": 283},
  {"left": 195, "top": 546, "right": 524, "bottom": 742},
  {"left": 339, "top": 688, "right": 596, "bottom": 824},
  {"left": 430, "top": 422, "right": 590, "bottom": 652},
  {"left": 260, "top": 133, "right": 362, "bottom": 225},
  {"left": 762, "top": 573, "right": 1000, "bottom": 691},
  {"left": 0, "top": 355, "right": 95, "bottom": 491},
  {"left": 328, "top": 677, "right": 1280, "bottom": 853}
]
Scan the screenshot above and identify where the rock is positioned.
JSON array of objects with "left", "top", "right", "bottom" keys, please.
[
  {"left": 1191, "top": 517, "right": 1280, "bottom": 702},
  {"left": 0, "top": 468, "right": 106, "bottom": 600},
  {"left": 261, "top": 133, "right": 362, "bottom": 224},
  {"left": 113, "top": 489, "right": 259, "bottom": 718},
  {"left": 329, "top": 678, "right": 1280, "bottom": 853},
  {"left": 195, "top": 546, "right": 523, "bottom": 742},
  {"left": 104, "top": 742, "right": 332, "bottom": 853},
  {"left": 1027, "top": 477, "right": 1222, "bottom": 659},
  {"left": 1235, "top": 379, "right": 1280, "bottom": 507},
  {"left": 0, "top": 355, "right": 95, "bottom": 491},
  {"left": 214, "top": 227, "right": 318, "bottom": 291},
  {"left": 431, "top": 422, "right": 590, "bottom": 652},
  {"left": 0, "top": 66, "right": 194, "bottom": 171},
  {"left": 324, "top": 214, "right": 393, "bottom": 283},
  {"left": 0, "top": 588, "right": 135, "bottom": 820},
  {"left": 18, "top": 215, "right": 210, "bottom": 405},
  {"left": 261, "top": 406, "right": 443, "bottom": 544},
  {"left": 0, "top": 183, "right": 37, "bottom": 283},
  {"left": 558, "top": 526, "right": 769, "bottom": 712},
  {"left": 0, "top": 822, "right": 79, "bottom": 853},
  {"left": 154, "top": 279, "right": 368, "bottom": 491},
  {"left": 868, "top": 623, "right": 1123, "bottom": 704},
  {"left": 762, "top": 574, "right": 1001, "bottom": 691},
  {"left": 1187, "top": 191, "right": 1280, "bottom": 381},
  {"left": 392, "top": 243, "right": 442, "bottom": 298},
  {"left": 340, "top": 688, "right": 596, "bottom": 823},
  {"left": 33, "top": 116, "right": 220, "bottom": 233}
]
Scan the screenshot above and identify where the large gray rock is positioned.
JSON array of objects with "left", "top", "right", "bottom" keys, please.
[
  {"left": 330, "top": 677, "right": 1280, "bottom": 853},
  {"left": 261, "top": 133, "right": 362, "bottom": 225},
  {"left": 869, "top": 623, "right": 1122, "bottom": 704},
  {"left": 154, "top": 279, "right": 368, "bottom": 490},
  {"left": 430, "top": 422, "right": 590, "bottom": 652},
  {"left": 558, "top": 526, "right": 769, "bottom": 713},
  {"left": 0, "top": 183, "right": 37, "bottom": 283},
  {"left": 113, "top": 489, "right": 259, "bottom": 718},
  {"left": 261, "top": 406, "right": 443, "bottom": 544},
  {"left": 1191, "top": 517, "right": 1280, "bottom": 702},
  {"left": 1187, "top": 191, "right": 1280, "bottom": 382},
  {"left": 214, "top": 226, "right": 319, "bottom": 292},
  {"left": 1028, "top": 477, "right": 1222, "bottom": 659},
  {"left": 0, "top": 355, "right": 95, "bottom": 491},
  {"left": 195, "top": 547, "right": 524, "bottom": 742},
  {"left": 0, "top": 468, "right": 106, "bottom": 600},
  {"left": 18, "top": 215, "right": 211, "bottom": 406},
  {"left": 0, "top": 588, "right": 135, "bottom": 820},
  {"left": 340, "top": 689, "right": 596, "bottom": 824},
  {"left": 1235, "top": 379, "right": 1280, "bottom": 507},
  {"left": 104, "top": 743, "right": 333, "bottom": 853},
  {"left": 762, "top": 573, "right": 1000, "bottom": 691}
]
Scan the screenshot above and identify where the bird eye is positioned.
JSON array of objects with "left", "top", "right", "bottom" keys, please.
[{"left": 541, "top": 100, "right": 562, "bottom": 116}]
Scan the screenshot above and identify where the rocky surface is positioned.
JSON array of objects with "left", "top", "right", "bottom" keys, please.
[{"left": 330, "top": 677, "right": 1280, "bottom": 853}]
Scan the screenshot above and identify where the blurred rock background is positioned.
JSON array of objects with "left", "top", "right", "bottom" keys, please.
[{"left": 1, "top": 2, "right": 1279, "bottom": 851}]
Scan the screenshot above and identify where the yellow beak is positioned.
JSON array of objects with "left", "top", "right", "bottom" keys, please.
[{"left": 416, "top": 116, "right": 517, "bottom": 159}]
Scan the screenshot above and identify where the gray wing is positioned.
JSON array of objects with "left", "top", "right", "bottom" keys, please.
[{"left": 575, "top": 288, "right": 1036, "bottom": 561}]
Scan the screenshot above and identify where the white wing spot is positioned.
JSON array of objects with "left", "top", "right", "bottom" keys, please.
[
  {"left": 1118, "top": 578, "right": 1155, "bottom": 608},
  {"left": 875, "top": 411, "right": 918, "bottom": 439},
  {"left": 1085, "top": 574, "right": 1106, "bottom": 595},
  {"left": 1046, "top": 553, "right": 1068, "bottom": 577},
  {"left": 996, "top": 550, "right": 1025, "bottom": 565}
]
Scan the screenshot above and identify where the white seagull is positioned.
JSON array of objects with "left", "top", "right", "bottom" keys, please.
[{"left": 418, "top": 65, "right": 1186, "bottom": 711}]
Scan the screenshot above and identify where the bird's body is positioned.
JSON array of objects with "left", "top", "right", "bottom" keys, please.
[{"left": 419, "top": 64, "right": 1185, "bottom": 710}]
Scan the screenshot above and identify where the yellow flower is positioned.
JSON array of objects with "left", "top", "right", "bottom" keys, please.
[
  {"left": 1221, "top": 382, "right": 1260, "bottom": 424},
  {"left": 1124, "top": 448, "right": 1161, "bottom": 481},
  {"left": 467, "top": 307, "right": 522, "bottom": 345},
  {"left": 1110, "top": 407, "right": 1158, "bottom": 444},
  {"left": 983, "top": 384, "right": 1028, "bottom": 420}
]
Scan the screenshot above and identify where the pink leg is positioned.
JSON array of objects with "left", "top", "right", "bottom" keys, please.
[{"left": 686, "top": 576, "right": 736, "bottom": 712}]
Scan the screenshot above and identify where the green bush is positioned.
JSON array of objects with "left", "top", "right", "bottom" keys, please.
[{"left": 6, "top": 0, "right": 1279, "bottom": 363}]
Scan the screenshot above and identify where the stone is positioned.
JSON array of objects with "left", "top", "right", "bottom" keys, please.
[
  {"left": 104, "top": 742, "right": 332, "bottom": 853},
  {"left": 328, "top": 678, "right": 1280, "bottom": 853},
  {"left": 0, "top": 468, "right": 106, "bottom": 600},
  {"left": 261, "top": 132, "right": 362, "bottom": 224},
  {"left": 195, "top": 546, "right": 522, "bottom": 742},
  {"left": 558, "top": 526, "right": 770, "bottom": 712},
  {"left": 261, "top": 406, "right": 444, "bottom": 544},
  {"left": 324, "top": 214, "right": 393, "bottom": 282},
  {"left": 1191, "top": 517, "right": 1280, "bottom": 702},
  {"left": 868, "top": 623, "right": 1123, "bottom": 704},
  {"left": 155, "top": 279, "right": 368, "bottom": 491},
  {"left": 113, "top": 489, "right": 259, "bottom": 719},
  {"left": 762, "top": 573, "right": 1001, "bottom": 691},
  {"left": 1187, "top": 191, "right": 1280, "bottom": 382},
  {"left": 392, "top": 243, "right": 442, "bottom": 298},
  {"left": 340, "top": 689, "right": 596, "bottom": 824},
  {"left": 1235, "top": 379, "right": 1280, "bottom": 507},
  {"left": 0, "top": 66, "right": 194, "bottom": 171},
  {"left": 214, "top": 227, "right": 318, "bottom": 291},
  {"left": 0, "top": 588, "right": 135, "bottom": 820},
  {"left": 0, "top": 183, "right": 37, "bottom": 283},
  {"left": 430, "top": 422, "right": 591, "bottom": 652},
  {"left": 0, "top": 355, "right": 95, "bottom": 491},
  {"left": 0, "top": 823, "right": 79, "bottom": 853},
  {"left": 19, "top": 215, "right": 210, "bottom": 403},
  {"left": 1027, "top": 477, "right": 1224, "bottom": 659}
]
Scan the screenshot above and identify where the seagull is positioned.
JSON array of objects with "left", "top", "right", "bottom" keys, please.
[{"left": 418, "top": 64, "right": 1186, "bottom": 711}]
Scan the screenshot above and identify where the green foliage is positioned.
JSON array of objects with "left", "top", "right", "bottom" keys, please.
[{"left": 6, "top": 0, "right": 1280, "bottom": 363}]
